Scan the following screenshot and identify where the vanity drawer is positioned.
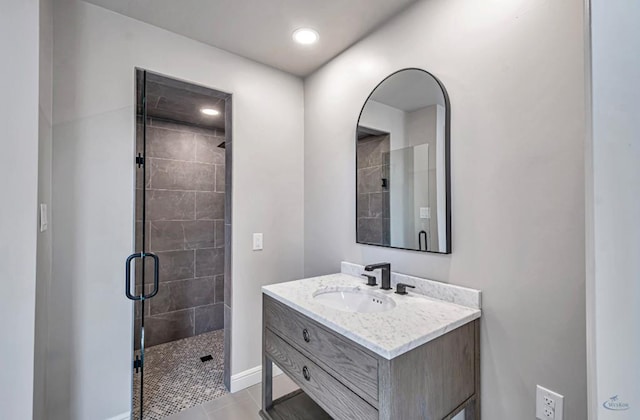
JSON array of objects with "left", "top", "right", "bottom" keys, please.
[
  {"left": 265, "top": 328, "right": 378, "bottom": 420},
  {"left": 264, "top": 296, "right": 379, "bottom": 403}
]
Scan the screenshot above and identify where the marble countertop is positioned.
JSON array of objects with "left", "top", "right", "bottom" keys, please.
[{"left": 262, "top": 268, "right": 481, "bottom": 360}]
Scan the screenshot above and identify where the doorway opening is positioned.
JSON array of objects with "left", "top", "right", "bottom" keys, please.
[{"left": 130, "top": 69, "right": 232, "bottom": 419}]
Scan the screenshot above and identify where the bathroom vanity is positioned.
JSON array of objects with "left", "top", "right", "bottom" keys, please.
[{"left": 259, "top": 262, "right": 481, "bottom": 420}]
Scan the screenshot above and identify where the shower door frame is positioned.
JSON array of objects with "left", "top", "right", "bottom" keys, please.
[{"left": 128, "top": 67, "right": 233, "bottom": 418}]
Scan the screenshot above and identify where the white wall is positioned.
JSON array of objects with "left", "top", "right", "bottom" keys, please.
[
  {"left": 34, "top": 0, "right": 54, "bottom": 418},
  {"left": 51, "top": 1, "right": 304, "bottom": 419},
  {"left": 406, "top": 106, "right": 438, "bottom": 250},
  {"left": 359, "top": 100, "right": 406, "bottom": 149},
  {"left": 304, "top": 0, "right": 587, "bottom": 418},
  {"left": 406, "top": 105, "right": 436, "bottom": 148},
  {"left": 588, "top": 0, "right": 640, "bottom": 418},
  {"left": 0, "top": 1, "right": 40, "bottom": 419}
]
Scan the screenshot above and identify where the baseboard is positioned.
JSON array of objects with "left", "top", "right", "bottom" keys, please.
[
  {"left": 105, "top": 411, "right": 130, "bottom": 420},
  {"left": 229, "top": 364, "right": 283, "bottom": 393}
]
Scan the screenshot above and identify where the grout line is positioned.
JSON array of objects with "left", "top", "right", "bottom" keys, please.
[
  {"left": 246, "top": 385, "right": 262, "bottom": 409},
  {"left": 194, "top": 184, "right": 198, "bottom": 220},
  {"left": 150, "top": 246, "right": 221, "bottom": 254},
  {"left": 148, "top": 157, "right": 152, "bottom": 190},
  {"left": 146, "top": 221, "right": 152, "bottom": 250},
  {"left": 193, "top": 248, "right": 197, "bottom": 283},
  {"left": 139, "top": 188, "right": 224, "bottom": 193},
  {"left": 192, "top": 307, "right": 196, "bottom": 336},
  {"left": 214, "top": 164, "right": 219, "bottom": 193},
  {"left": 149, "top": 218, "right": 218, "bottom": 223},
  {"left": 147, "top": 117, "right": 224, "bottom": 137},
  {"left": 357, "top": 162, "right": 388, "bottom": 170},
  {"left": 148, "top": 156, "right": 224, "bottom": 166}
]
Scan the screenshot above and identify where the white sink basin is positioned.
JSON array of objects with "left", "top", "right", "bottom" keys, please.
[{"left": 312, "top": 287, "right": 396, "bottom": 313}]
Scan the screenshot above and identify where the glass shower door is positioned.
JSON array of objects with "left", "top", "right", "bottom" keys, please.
[{"left": 125, "top": 68, "right": 160, "bottom": 420}]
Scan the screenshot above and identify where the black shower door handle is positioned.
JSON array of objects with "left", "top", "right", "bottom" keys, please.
[
  {"left": 125, "top": 252, "right": 160, "bottom": 301},
  {"left": 418, "top": 230, "right": 428, "bottom": 252}
]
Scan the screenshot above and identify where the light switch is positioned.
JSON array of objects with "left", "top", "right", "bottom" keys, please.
[
  {"left": 40, "top": 204, "right": 48, "bottom": 232},
  {"left": 253, "top": 233, "right": 263, "bottom": 251},
  {"left": 419, "top": 207, "right": 431, "bottom": 219}
]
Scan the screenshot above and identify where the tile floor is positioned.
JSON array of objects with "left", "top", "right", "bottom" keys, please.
[
  {"left": 133, "top": 330, "right": 228, "bottom": 419},
  {"left": 162, "top": 374, "right": 300, "bottom": 420}
]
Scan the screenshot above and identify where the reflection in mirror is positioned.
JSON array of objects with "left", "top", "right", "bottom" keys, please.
[{"left": 356, "top": 68, "right": 450, "bottom": 253}]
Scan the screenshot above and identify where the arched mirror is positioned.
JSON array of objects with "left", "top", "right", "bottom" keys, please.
[{"left": 356, "top": 68, "right": 451, "bottom": 253}]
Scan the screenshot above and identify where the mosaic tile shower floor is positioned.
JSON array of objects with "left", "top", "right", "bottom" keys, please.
[{"left": 133, "top": 330, "right": 228, "bottom": 420}]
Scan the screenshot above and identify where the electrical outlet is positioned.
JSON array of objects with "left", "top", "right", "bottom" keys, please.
[
  {"left": 536, "top": 385, "right": 564, "bottom": 420},
  {"left": 544, "top": 395, "right": 556, "bottom": 409},
  {"left": 543, "top": 407, "right": 555, "bottom": 418}
]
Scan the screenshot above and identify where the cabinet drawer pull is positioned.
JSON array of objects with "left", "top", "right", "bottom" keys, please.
[
  {"left": 302, "top": 366, "right": 311, "bottom": 381},
  {"left": 302, "top": 328, "right": 310, "bottom": 343}
]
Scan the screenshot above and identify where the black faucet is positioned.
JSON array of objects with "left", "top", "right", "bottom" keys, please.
[
  {"left": 364, "top": 262, "right": 391, "bottom": 290},
  {"left": 395, "top": 283, "right": 416, "bottom": 295},
  {"left": 361, "top": 274, "right": 378, "bottom": 286}
]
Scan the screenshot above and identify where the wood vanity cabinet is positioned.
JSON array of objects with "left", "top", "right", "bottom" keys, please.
[{"left": 260, "top": 295, "right": 480, "bottom": 420}]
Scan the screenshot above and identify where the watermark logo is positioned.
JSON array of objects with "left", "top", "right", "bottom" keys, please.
[{"left": 603, "top": 395, "right": 630, "bottom": 411}]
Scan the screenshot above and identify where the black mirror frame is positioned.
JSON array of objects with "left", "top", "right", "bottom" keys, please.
[{"left": 355, "top": 68, "right": 452, "bottom": 254}]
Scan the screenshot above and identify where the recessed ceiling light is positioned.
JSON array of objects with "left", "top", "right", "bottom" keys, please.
[
  {"left": 292, "top": 28, "right": 319, "bottom": 45},
  {"left": 200, "top": 108, "right": 219, "bottom": 116}
]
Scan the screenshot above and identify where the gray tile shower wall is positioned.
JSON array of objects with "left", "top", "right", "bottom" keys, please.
[
  {"left": 135, "top": 118, "right": 226, "bottom": 348},
  {"left": 356, "top": 134, "right": 391, "bottom": 246}
]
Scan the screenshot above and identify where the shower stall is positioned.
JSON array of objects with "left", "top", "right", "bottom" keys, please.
[{"left": 127, "top": 70, "right": 232, "bottom": 420}]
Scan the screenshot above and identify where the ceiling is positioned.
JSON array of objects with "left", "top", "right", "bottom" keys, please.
[
  {"left": 370, "top": 69, "right": 446, "bottom": 112},
  {"left": 83, "top": 0, "right": 419, "bottom": 76},
  {"left": 137, "top": 71, "right": 227, "bottom": 130}
]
